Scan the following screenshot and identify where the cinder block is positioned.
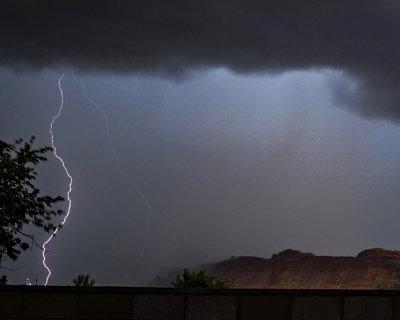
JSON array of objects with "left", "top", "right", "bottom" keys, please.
[
  {"left": 0, "top": 292, "right": 24, "bottom": 318},
  {"left": 239, "top": 295, "right": 290, "bottom": 320},
  {"left": 292, "top": 296, "right": 341, "bottom": 320},
  {"left": 23, "top": 292, "right": 77, "bottom": 318},
  {"left": 343, "top": 296, "right": 393, "bottom": 320},
  {"left": 132, "top": 294, "right": 185, "bottom": 319},
  {"left": 77, "top": 293, "right": 132, "bottom": 319},
  {"left": 186, "top": 295, "right": 237, "bottom": 320}
]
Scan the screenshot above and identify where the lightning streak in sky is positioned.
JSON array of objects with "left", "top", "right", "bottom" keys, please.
[
  {"left": 74, "top": 77, "right": 152, "bottom": 257},
  {"left": 41, "top": 74, "right": 73, "bottom": 285}
]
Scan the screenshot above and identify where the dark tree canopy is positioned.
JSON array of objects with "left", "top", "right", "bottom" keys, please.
[
  {"left": 0, "top": 136, "right": 64, "bottom": 264},
  {"left": 72, "top": 274, "right": 96, "bottom": 287},
  {"left": 0, "top": 274, "right": 7, "bottom": 285},
  {"left": 170, "top": 269, "right": 232, "bottom": 289}
]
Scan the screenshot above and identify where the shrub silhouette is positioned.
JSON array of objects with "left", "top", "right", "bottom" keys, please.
[
  {"left": 170, "top": 269, "right": 231, "bottom": 289},
  {"left": 72, "top": 274, "right": 95, "bottom": 286}
]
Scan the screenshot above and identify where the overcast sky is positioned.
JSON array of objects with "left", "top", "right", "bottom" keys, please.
[{"left": 2, "top": 1, "right": 400, "bottom": 286}]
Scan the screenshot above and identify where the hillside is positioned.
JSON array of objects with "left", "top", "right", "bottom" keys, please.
[{"left": 151, "top": 248, "right": 400, "bottom": 289}]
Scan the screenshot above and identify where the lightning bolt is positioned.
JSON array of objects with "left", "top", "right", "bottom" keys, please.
[
  {"left": 74, "top": 77, "right": 152, "bottom": 257},
  {"left": 41, "top": 74, "right": 73, "bottom": 285}
]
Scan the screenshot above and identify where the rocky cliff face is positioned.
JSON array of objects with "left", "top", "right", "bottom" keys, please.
[{"left": 151, "top": 248, "right": 400, "bottom": 289}]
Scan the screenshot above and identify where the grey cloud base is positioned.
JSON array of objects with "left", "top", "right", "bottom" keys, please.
[{"left": 1, "top": 0, "right": 400, "bottom": 120}]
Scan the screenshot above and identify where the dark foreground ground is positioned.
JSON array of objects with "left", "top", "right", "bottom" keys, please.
[{"left": 1, "top": 285, "right": 400, "bottom": 319}]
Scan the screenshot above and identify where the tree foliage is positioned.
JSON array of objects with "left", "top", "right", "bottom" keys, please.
[
  {"left": 72, "top": 274, "right": 96, "bottom": 286},
  {"left": 170, "top": 269, "right": 232, "bottom": 289},
  {"left": 0, "top": 137, "right": 64, "bottom": 263}
]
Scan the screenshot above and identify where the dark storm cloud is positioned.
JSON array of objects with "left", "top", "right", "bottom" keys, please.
[{"left": 1, "top": 0, "right": 400, "bottom": 119}]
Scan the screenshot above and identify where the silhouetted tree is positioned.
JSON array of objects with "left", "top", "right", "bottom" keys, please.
[
  {"left": 72, "top": 274, "right": 95, "bottom": 286},
  {"left": 170, "top": 269, "right": 232, "bottom": 289},
  {"left": 0, "top": 137, "right": 64, "bottom": 265}
]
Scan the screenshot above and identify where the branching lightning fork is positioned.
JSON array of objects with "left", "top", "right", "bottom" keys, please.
[
  {"left": 41, "top": 74, "right": 73, "bottom": 286},
  {"left": 74, "top": 77, "right": 152, "bottom": 257}
]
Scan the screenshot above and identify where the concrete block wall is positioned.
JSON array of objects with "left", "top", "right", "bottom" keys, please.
[{"left": 1, "top": 286, "right": 400, "bottom": 319}]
